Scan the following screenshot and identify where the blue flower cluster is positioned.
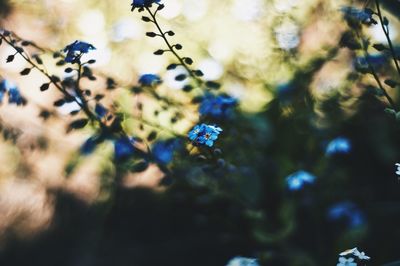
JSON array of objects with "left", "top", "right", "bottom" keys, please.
[
  {"left": 188, "top": 123, "right": 222, "bottom": 147},
  {"left": 138, "top": 74, "right": 162, "bottom": 86},
  {"left": 286, "top": 170, "right": 316, "bottom": 191},
  {"left": 131, "top": 0, "right": 161, "bottom": 11},
  {"left": 63, "top": 40, "right": 96, "bottom": 63},
  {"left": 199, "top": 94, "right": 237, "bottom": 118},
  {"left": 152, "top": 139, "right": 180, "bottom": 164},
  {"left": 328, "top": 201, "right": 364, "bottom": 228},
  {"left": 326, "top": 137, "right": 351, "bottom": 156},
  {"left": 0, "top": 79, "right": 25, "bottom": 105}
]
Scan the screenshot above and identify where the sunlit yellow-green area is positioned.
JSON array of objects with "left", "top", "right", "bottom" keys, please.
[{"left": 0, "top": 0, "right": 399, "bottom": 240}]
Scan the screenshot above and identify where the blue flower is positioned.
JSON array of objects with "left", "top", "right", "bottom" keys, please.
[
  {"left": 326, "top": 137, "right": 351, "bottom": 156},
  {"left": 8, "top": 87, "right": 25, "bottom": 105},
  {"left": 0, "top": 79, "right": 25, "bottom": 105},
  {"left": 138, "top": 74, "right": 162, "bottom": 86},
  {"left": 286, "top": 170, "right": 316, "bottom": 190},
  {"left": 152, "top": 139, "right": 180, "bottom": 164},
  {"left": 80, "top": 136, "right": 100, "bottom": 155},
  {"left": 226, "top": 256, "right": 259, "bottom": 266},
  {"left": 328, "top": 201, "right": 365, "bottom": 228},
  {"left": 199, "top": 94, "right": 237, "bottom": 118},
  {"left": 63, "top": 40, "right": 96, "bottom": 63},
  {"left": 340, "top": 7, "right": 377, "bottom": 25},
  {"left": 114, "top": 137, "right": 135, "bottom": 161},
  {"left": 95, "top": 103, "right": 108, "bottom": 118},
  {"left": 188, "top": 123, "right": 222, "bottom": 147},
  {"left": 131, "top": 0, "right": 161, "bottom": 11},
  {"left": 354, "top": 54, "right": 388, "bottom": 71}
]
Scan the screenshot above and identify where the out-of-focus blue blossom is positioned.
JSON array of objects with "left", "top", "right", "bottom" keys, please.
[
  {"left": 336, "top": 257, "right": 357, "bottom": 266},
  {"left": 0, "top": 79, "right": 25, "bottom": 105},
  {"left": 286, "top": 170, "right": 316, "bottom": 190},
  {"left": 114, "top": 137, "right": 135, "bottom": 161},
  {"left": 131, "top": 0, "right": 161, "bottom": 11},
  {"left": 340, "top": 6, "right": 377, "bottom": 25},
  {"left": 152, "top": 139, "right": 180, "bottom": 164},
  {"left": 226, "top": 256, "right": 259, "bottom": 266},
  {"left": 80, "top": 136, "right": 100, "bottom": 155},
  {"left": 0, "top": 80, "right": 7, "bottom": 103},
  {"left": 95, "top": 103, "right": 108, "bottom": 118},
  {"left": 188, "top": 123, "right": 222, "bottom": 147},
  {"left": 326, "top": 137, "right": 351, "bottom": 156},
  {"left": 328, "top": 201, "right": 365, "bottom": 228},
  {"left": 8, "top": 87, "right": 25, "bottom": 105},
  {"left": 63, "top": 40, "right": 96, "bottom": 63},
  {"left": 138, "top": 74, "right": 162, "bottom": 86},
  {"left": 199, "top": 94, "right": 237, "bottom": 118}
]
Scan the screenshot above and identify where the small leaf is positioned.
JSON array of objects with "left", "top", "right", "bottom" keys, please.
[
  {"left": 372, "top": 43, "right": 387, "bottom": 51},
  {"left": 64, "top": 67, "right": 73, "bottom": 73},
  {"left": 154, "top": 49, "right": 164, "bottom": 55},
  {"left": 6, "top": 54, "right": 14, "bottom": 63},
  {"left": 157, "top": 4, "right": 165, "bottom": 10},
  {"left": 131, "top": 161, "right": 149, "bottom": 173},
  {"left": 383, "top": 17, "right": 389, "bottom": 26},
  {"left": 87, "top": 59, "right": 96, "bottom": 64},
  {"left": 183, "top": 57, "right": 193, "bottom": 65},
  {"left": 33, "top": 55, "right": 43, "bottom": 65},
  {"left": 21, "top": 41, "right": 31, "bottom": 46},
  {"left": 167, "top": 63, "right": 178, "bottom": 70},
  {"left": 384, "top": 79, "right": 398, "bottom": 88},
  {"left": 68, "top": 119, "right": 89, "bottom": 131},
  {"left": 166, "top": 31, "right": 175, "bottom": 36},
  {"left": 20, "top": 68, "right": 31, "bottom": 75},
  {"left": 40, "top": 83, "right": 50, "bottom": 91},
  {"left": 147, "top": 131, "right": 157, "bottom": 142},
  {"left": 146, "top": 32, "right": 157, "bottom": 37},
  {"left": 175, "top": 74, "right": 187, "bottom": 81},
  {"left": 56, "top": 60, "right": 66, "bottom": 66},
  {"left": 106, "top": 78, "right": 116, "bottom": 90},
  {"left": 193, "top": 70, "right": 204, "bottom": 77},
  {"left": 182, "top": 85, "right": 193, "bottom": 92},
  {"left": 206, "top": 81, "right": 221, "bottom": 89},
  {"left": 53, "top": 99, "right": 66, "bottom": 107},
  {"left": 174, "top": 44, "right": 182, "bottom": 50},
  {"left": 94, "top": 94, "right": 105, "bottom": 101},
  {"left": 141, "top": 16, "right": 151, "bottom": 22}
]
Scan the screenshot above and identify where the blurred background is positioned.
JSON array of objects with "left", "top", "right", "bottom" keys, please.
[{"left": 1, "top": 0, "right": 400, "bottom": 265}]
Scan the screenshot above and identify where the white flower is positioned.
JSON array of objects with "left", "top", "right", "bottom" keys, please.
[
  {"left": 395, "top": 163, "right": 400, "bottom": 176},
  {"left": 339, "top": 247, "right": 370, "bottom": 260},
  {"left": 226, "top": 256, "right": 259, "bottom": 266},
  {"left": 337, "top": 257, "right": 357, "bottom": 266}
]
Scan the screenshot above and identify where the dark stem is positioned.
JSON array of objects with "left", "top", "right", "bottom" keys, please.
[
  {"left": 375, "top": 0, "right": 400, "bottom": 79},
  {"left": 145, "top": 7, "right": 203, "bottom": 87},
  {"left": 355, "top": 30, "right": 397, "bottom": 110}
]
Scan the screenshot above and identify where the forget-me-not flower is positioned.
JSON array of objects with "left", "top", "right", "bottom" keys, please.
[
  {"left": 336, "top": 257, "right": 357, "bottom": 266},
  {"left": 199, "top": 94, "right": 237, "bottom": 118},
  {"left": 188, "top": 123, "right": 222, "bottom": 147},
  {"left": 226, "top": 256, "right": 259, "bottom": 266},
  {"left": 286, "top": 170, "right": 316, "bottom": 190},
  {"left": 63, "top": 40, "right": 96, "bottom": 63},
  {"left": 0, "top": 79, "right": 25, "bottom": 105},
  {"left": 326, "top": 137, "right": 351, "bottom": 156}
]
